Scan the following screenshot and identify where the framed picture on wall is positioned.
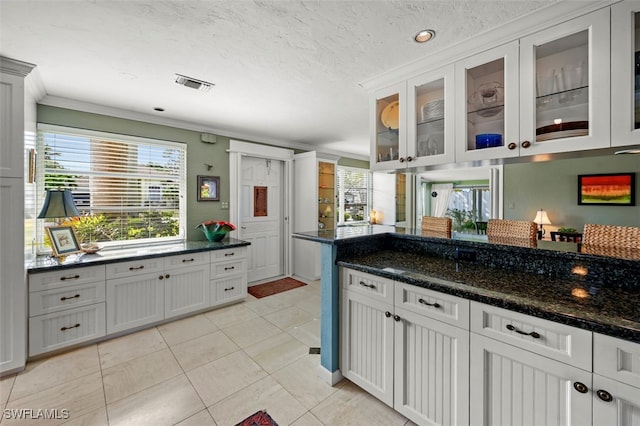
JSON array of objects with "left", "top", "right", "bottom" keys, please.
[
  {"left": 197, "top": 175, "right": 220, "bottom": 201},
  {"left": 578, "top": 173, "right": 636, "bottom": 206}
]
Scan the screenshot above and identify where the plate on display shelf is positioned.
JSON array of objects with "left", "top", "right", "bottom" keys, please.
[
  {"left": 380, "top": 101, "right": 399, "bottom": 130},
  {"left": 536, "top": 120, "right": 588, "bottom": 141},
  {"left": 536, "top": 129, "right": 589, "bottom": 141}
]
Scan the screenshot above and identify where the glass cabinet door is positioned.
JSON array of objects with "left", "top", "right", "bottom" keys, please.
[
  {"left": 370, "top": 83, "right": 406, "bottom": 171},
  {"left": 612, "top": 2, "right": 640, "bottom": 147},
  {"left": 455, "top": 41, "right": 520, "bottom": 162},
  {"left": 407, "top": 65, "right": 455, "bottom": 167},
  {"left": 317, "top": 161, "right": 335, "bottom": 230},
  {"left": 520, "top": 8, "right": 610, "bottom": 154}
]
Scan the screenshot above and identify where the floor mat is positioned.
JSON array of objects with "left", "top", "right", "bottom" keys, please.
[
  {"left": 235, "top": 410, "right": 279, "bottom": 426},
  {"left": 248, "top": 277, "right": 307, "bottom": 299}
]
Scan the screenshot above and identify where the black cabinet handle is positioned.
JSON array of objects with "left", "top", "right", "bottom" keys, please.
[
  {"left": 358, "top": 281, "right": 376, "bottom": 289},
  {"left": 224, "top": 266, "right": 235, "bottom": 271},
  {"left": 60, "top": 294, "right": 80, "bottom": 301},
  {"left": 506, "top": 324, "right": 541, "bottom": 339},
  {"left": 384, "top": 311, "right": 392, "bottom": 318},
  {"left": 224, "top": 252, "right": 235, "bottom": 257},
  {"left": 60, "top": 275, "right": 80, "bottom": 281},
  {"left": 129, "top": 265, "right": 145, "bottom": 271},
  {"left": 165, "top": 274, "right": 170, "bottom": 279},
  {"left": 61, "top": 323, "right": 80, "bottom": 331},
  {"left": 393, "top": 315, "right": 401, "bottom": 322},
  {"left": 418, "top": 298, "right": 441, "bottom": 308},
  {"left": 159, "top": 275, "right": 164, "bottom": 280},
  {"left": 182, "top": 258, "right": 195, "bottom": 263},
  {"left": 224, "top": 286, "right": 235, "bottom": 292},
  {"left": 596, "top": 389, "right": 613, "bottom": 402},
  {"left": 573, "top": 382, "right": 588, "bottom": 394}
]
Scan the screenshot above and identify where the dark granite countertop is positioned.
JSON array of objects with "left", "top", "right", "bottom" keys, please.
[
  {"left": 27, "top": 239, "right": 251, "bottom": 273},
  {"left": 339, "top": 250, "right": 640, "bottom": 343}
]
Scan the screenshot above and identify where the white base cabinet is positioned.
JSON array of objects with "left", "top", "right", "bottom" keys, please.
[
  {"left": 341, "top": 268, "right": 470, "bottom": 426},
  {"left": 28, "top": 246, "right": 247, "bottom": 357}
]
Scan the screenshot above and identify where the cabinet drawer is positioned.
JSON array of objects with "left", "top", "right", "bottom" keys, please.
[
  {"left": 211, "top": 259, "right": 247, "bottom": 279},
  {"left": 29, "top": 265, "right": 106, "bottom": 292},
  {"left": 470, "top": 302, "right": 592, "bottom": 370},
  {"left": 594, "top": 333, "right": 640, "bottom": 389},
  {"left": 164, "top": 252, "right": 209, "bottom": 268},
  {"left": 341, "top": 268, "right": 393, "bottom": 304},
  {"left": 29, "top": 303, "right": 106, "bottom": 356},
  {"left": 211, "top": 274, "right": 247, "bottom": 306},
  {"left": 106, "top": 257, "right": 164, "bottom": 279},
  {"left": 210, "top": 247, "right": 247, "bottom": 262},
  {"left": 395, "top": 282, "right": 469, "bottom": 329},
  {"left": 30, "top": 281, "right": 106, "bottom": 316}
]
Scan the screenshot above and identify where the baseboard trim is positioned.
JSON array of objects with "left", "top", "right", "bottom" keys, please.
[{"left": 317, "top": 364, "right": 343, "bottom": 386}]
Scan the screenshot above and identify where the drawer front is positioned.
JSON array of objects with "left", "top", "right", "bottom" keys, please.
[
  {"left": 210, "top": 247, "right": 247, "bottom": 262},
  {"left": 594, "top": 333, "right": 640, "bottom": 389},
  {"left": 30, "top": 281, "right": 106, "bottom": 316},
  {"left": 106, "top": 257, "right": 164, "bottom": 280},
  {"left": 395, "top": 282, "right": 469, "bottom": 329},
  {"left": 29, "top": 303, "right": 106, "bottom": 356},
  {"left": 29, "top": 265, "right": 106, "bottom": 292},
  {"left": 341, "top": 268, "right": 393, "bottom": 304},
  {"left": 164, "top": 251, "right": 209, "bottom": 268},
  {"left": 211, "top": 259, "right": 247, "bottom": 279},
  {"left": 212, "top": 274, "right": 247, "bottom": 306},
  {"left": 470, "top": 302, "right": 592, "bottom": 370}
]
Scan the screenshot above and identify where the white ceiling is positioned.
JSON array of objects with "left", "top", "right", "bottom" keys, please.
[{"left": 1, "top": 0, "right": 559, "bottom": 160}]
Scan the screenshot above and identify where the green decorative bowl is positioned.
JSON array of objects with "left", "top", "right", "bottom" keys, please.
[{"left": 197, "top": 222, "right": 235, "bottom": 242}]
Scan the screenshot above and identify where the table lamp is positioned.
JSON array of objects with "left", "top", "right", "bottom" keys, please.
[
  {"left": 532, "top": 209, "right": 551, "bottom": 240},
  {"left": 38, "top": 189, "right": 81, "bottom": 258}
]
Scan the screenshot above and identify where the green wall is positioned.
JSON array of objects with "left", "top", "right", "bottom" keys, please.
[
  {"left": 503, "top": 155, "right": 640, "bottom": 230},
  {"left": 338, "top": 157, "right": 369, "bottom": 169}
]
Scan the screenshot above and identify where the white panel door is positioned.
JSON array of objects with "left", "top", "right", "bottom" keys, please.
[
  {"left": 341, "top": 290, "right": 394, "bottom": 407},
  {"left": 164, "top": 264, "right": 209, "bottom": 319},
  {"left": 239, "top": 156, "right": 283, "bottom": 283},
  {"left": 394, "top": 308, "right": 469, "bottom": 426},
  {"left": 593, "top": 374, "right": 640, "bottom": 426},
  {"left": 106, "top": 273, "right": 164, "bottom": 334},
  {"left": 470, "top": 333, "right": 592, "bottom": 426}
]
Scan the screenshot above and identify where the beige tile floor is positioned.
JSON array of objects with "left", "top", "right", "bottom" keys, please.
[{"left": 0, "top": 281, "right": 414, "bottom": 426}]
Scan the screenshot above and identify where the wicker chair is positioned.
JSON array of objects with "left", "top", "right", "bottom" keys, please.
[
  {"left": 581, "top": 224, "right": 640, "bottom": 260},
  {"left": 487, "top": 219, "right": 538, "bottom": 248},
  {"left": 421, "top": 216, "right": 452, "bottom": 239}
]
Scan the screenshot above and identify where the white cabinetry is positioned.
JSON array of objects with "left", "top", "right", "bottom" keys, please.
[
  {"left": 611, "top": 1, "right": 640, "bottom": 147},
  {"left": 28, "top": 265, "right": 106, "bottom": 356},
  {"left": 469, "top": 302, "right": 593, "bottom": 426},
  {"left": 1, "top": 57, "right": 35, "bottom": 375},
  {"left": 341, "top": 268, "right": 470, "bottom": 426},
  {"left": 210, "top": 247, "right": 247, "bottom": 306},
  {"left": 593, "top": 334, "right": 640, "bottom": 426},
  {"left": 164, "top": 252, "right": 210, "bottom": 319}
]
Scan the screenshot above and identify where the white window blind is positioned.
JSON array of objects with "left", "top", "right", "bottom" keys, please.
[
  {"left": 36, "top": 125, "right": 186, "bottom": 247},
  {"left": 336, "top": 167, "right": 371, "bottom": 224}
]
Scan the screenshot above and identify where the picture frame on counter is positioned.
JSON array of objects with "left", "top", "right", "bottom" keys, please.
[
  {"left": 197, "top": 175, "right": 220, "bottom": 201},
  {"left": 46, "top": 225, "right": 82, "bottom": 257}
]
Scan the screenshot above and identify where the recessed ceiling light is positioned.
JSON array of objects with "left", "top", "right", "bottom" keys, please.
[
  {"left": 414, "top": 29, "right": 435, "bottom": 43},
  {"left": 154, "top": 107, "right": 165, "bottom": 112},
  {"left": 175, "top": 73, "right": 214, "bottom": 92}
]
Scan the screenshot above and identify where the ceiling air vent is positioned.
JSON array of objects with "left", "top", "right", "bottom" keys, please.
[{"left": 174, "top": 74, "right": 214, "bottom": 92}]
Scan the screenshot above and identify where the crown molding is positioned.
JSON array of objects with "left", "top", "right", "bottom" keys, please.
[
  {"left": 0, "top": 56, "right": 36, "bottom": 78},
  {"left": 359, "top": 0, "right": 618, "bottom": 92},
  {"left": 38, "top": 95, "right": 369, "bottom": 161}
]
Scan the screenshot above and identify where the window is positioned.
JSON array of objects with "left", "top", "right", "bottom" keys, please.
[
  {"left": 447, "top": 184, "right": 490, "bottom": 232},
  {"left": 36, "top": 125, "right": 186, "bottom": 248},
  {"left": 336, "top": 167, "right": 371, "bottom": 225}
]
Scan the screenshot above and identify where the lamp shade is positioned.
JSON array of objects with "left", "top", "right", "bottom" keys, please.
[
  {"left": 37, "top": 189, "right": 80, "bottom": 219},
  {"left": 532, "top": 209, "right": 551, "bottom": 226}
]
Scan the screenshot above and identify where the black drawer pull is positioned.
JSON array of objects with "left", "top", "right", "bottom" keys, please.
[
  {"left": 358, "top": 281, "right": 376, "bottom": 289},
  {"left": 393, "top": 315, "right": 401, "bottom": 322},
  {"left": 573, "top": 382, "right": 588, "bottom": 394},
  {"left": 60, "top": 275, "right": 80, "bottom": 281},
  {"left": 224, "top": 286, "right": 235, "bottom": 291},
  {"left": 61, "top": 323, "right": 80, "bottom": 331},
  {"left": 506, "top": 324, "right": 541, "bottom": 338},
  {"left": 182, "top": 258, "right": 195, "bottom": 263},
  {"left": 596, "top": 389, "right": 613, "bottom": 402},
  {"left": 385, "top": 311, "right": 392, "bottom": 318},
  {"left": 60, "top": 294, "right": 80, "bottom": 301},
  {"left": 159, "top": 275, "right": 164, "bottom": 280},
  {"left": 129, "top": 265, "right": 145, "bottom": 271},
  {"left": 224, "top": 266, "right": 235, "bottom": 271},
  {"left": 165, "top": 274, "right": 170, "bottom": 279},
  {"left": 224, "top": 252, "right": 235, "bottom": 257},
  {"left": 418, "top": 298, "right": 441, "bottom": 308}
]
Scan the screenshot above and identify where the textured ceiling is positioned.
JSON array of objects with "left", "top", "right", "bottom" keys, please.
[{"left": 1, "top": 0, "right": 559, "bottom": 159}]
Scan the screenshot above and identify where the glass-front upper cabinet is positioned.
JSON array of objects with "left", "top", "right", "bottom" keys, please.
[
  {"left": 612, "top": 2, "right": 640, "bottom": 147},
  {"left": 407, "top": 65, "right": 455, "bottom": 167},
  {"left": 455, "top": 41, "right": 520, "bottom": 162},
  {"left": 519, "top": 8, "right": 610, "bottom": 155},
  {"left": 370, "top": 83, "right": 406, "bottom": 171}
]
